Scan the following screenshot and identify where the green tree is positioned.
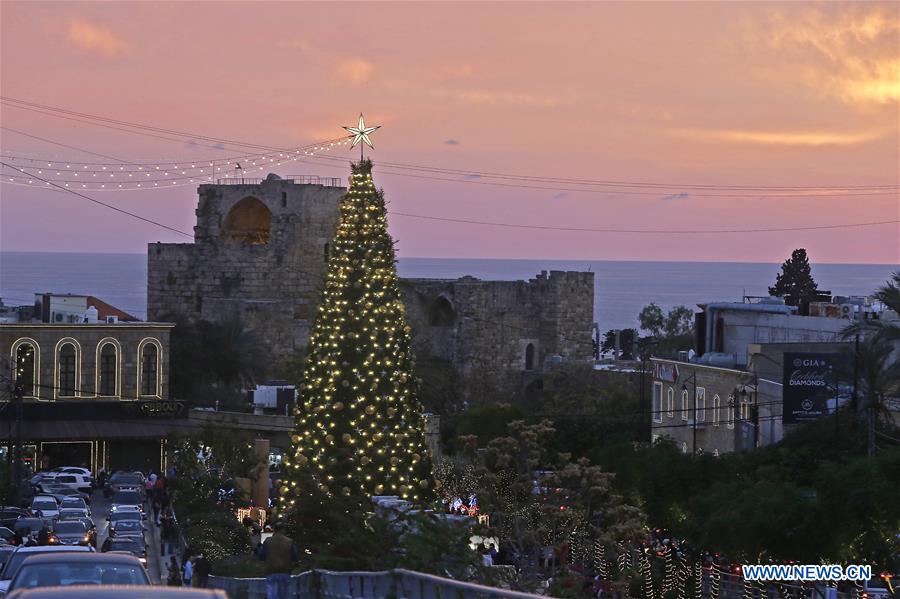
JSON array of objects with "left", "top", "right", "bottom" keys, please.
[
  {"left": 768, "top": 248, "right": 820, "bottom": 305},
  {"left": 281, "top": 159, "right": 432, "bottom": 515},
  {"left": 664, "top": 306, "right": 694, "bottom": 338},
  {"left": 602, "top": 328, "right": 637, "bottom": 360},
  {"left": 639, "top": 303, "right": 665, "bottom": 337}
]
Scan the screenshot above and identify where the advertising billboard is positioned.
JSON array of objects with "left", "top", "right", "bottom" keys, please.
[{"left": 783, "top": 353, "right": 836, "bottom": 424}]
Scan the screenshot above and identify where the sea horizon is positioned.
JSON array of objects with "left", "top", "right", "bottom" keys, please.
[{"left": 1, "top": 251, "right": 896, "bottom": 332}]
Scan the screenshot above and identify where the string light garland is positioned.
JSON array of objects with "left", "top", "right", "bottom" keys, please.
[{"left": 279, "top": 158, "right": 432, "bottom": 512}]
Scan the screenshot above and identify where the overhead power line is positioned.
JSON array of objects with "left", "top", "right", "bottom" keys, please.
[
  {"left": 0, "top": 161, "right": 192, "bottom": 238},
  {"left": 3, "top": 95, "right": 897, "bottom": 196},
  {"left": 388, "top": 212, "right": 900, "bottom": 235}
]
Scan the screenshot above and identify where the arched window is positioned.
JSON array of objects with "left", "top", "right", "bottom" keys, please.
[
  {"left": 13, "top": 340, "right": 38, "bottom": 397},
  {"left": 695, "top": 387, "right": 706, "bottom": 422},
  {"left": 98, "top": 342, "right": 119, "bottom": 397},
  {"left": 712, "top": 394, "right": 721, "bottom": 426},
  {"left": 429, "top": 297, "right": 456, "bottom": 327},
  {"left": 681, "top": 390, "right": 689, "bottom": 421},
  {"left": 666, "top": 387, "right": 675, "bottom": 418},
  {"left": 57, "top": 343, "right": 78, "bottom": 397},
  {"left": 727, "top": 395, "right": 735, "bottom": 429},
  {"left": 221, "top": 196, "right": 272, "bottom": 244},
  {"left": 525, "top": 343, "right": 535, "bottom": 371},
  {"left": 139, "top": 341, "right": 161, "bottom": 397}
]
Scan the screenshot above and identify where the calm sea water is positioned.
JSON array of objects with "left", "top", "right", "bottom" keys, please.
[{"left": 0, "top": 252, "right": 895, "bottom": 332}]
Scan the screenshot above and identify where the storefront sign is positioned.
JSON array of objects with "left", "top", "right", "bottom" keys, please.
[{"left": 783, "top": 353, "right": 836, "bottom": 424}]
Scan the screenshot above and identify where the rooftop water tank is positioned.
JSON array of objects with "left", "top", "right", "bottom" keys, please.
[{"left": 85, "top": 306, "right": 99, "bottom": 323}]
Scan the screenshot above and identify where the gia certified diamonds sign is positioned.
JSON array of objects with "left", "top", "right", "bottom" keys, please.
[{"left": 783, "top": 353, "right": 836, "bottom": 424}]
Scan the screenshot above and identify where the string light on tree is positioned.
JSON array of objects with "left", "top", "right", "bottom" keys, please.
[{"left": 279, "top": 116, "right": 431, "bottom": 514}]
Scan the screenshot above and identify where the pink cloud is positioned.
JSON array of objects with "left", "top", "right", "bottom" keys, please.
[{"left": 66, "top": 19, "right": 127, "bottom": 56}]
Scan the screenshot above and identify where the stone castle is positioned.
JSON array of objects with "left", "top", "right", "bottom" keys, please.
[{"left": 147, "top": 174, "right": 594, "bottom": 396}]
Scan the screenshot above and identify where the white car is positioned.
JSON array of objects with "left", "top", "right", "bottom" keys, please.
[
  {"left": 29, "top": 496, "right": 60, "bottom": 521},
  {"left": 47, "top": 467, "right": 92, "bottom": 478},
  {"left": 38, "top": 474, "right": 92, "bottom": 495}
]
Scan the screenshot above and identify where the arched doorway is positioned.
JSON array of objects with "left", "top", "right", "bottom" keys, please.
[
  {"left": 222, "top": 196, "right": 272, "bottom": 244},
  {"left": 429, "top": 297, "right": 456, "bottom": 327},
  {"left": 525, "top": 343, "right": 535, "bottom": 371}
]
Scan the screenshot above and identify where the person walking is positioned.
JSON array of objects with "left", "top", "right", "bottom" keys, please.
[
  {"left": 167, "top": 556, "right": 182, "bottom": 586},
  {"left": 192, "top": 552, "right": 211, "bottom": 588},
  {"left": 182, "top": 554, "right": 193, "bottom": 587},
  {"left": 257, "top": 521, "right": 298, "bottom": 599}
]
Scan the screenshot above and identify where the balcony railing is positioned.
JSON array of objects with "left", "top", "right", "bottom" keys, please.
[{"left": 215, "top": 175, "right": 343, "bottom": 187}]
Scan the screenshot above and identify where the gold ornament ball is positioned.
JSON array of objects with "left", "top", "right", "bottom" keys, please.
[
  {"left": 341, "top": 380, "right": 350, "bottom": 388},
  {"left": 374, "top": 484, "right": 384, "bottom": 495},
  {"left": 419, "top": 479, "right": 430, "bottom": 489},
  {"left": 341, "top": 433, "right": 352, "bottom": 444},
  {"left": 373, "top": 432, "right": 384, "bottom": 442},
  {"left": 390, "top": 456, "right": 400, "bottom": 466},
  {"left": 411, "top": 453, "right": 420, "bottom": 464},
  {"left": 341, "top": 487, "right": 351, "bottom": 496},
  {"left": 360, "top": 456, "right": 371, "bottom": 466},
  {"left": 365, "top": 405, "right": 376, "bottom": 415},
  {"left": 296, "top": 455, "right": 309, "bottom": 466},
  {"left": 291, "top": 435, "right": 300, "bottom": 444},
  {"left": 325, "top": 434, "right": 334, "bottom": 444},
  {"left": 334, "top": 402, "right": 344, "bottom": 411},
  {"left": 386, "top": 408, "right": 396, "bottom": 417}
]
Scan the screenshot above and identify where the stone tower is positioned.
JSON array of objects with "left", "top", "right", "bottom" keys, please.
[{"left": 147, "top": 174, "right": 345, "bottom": 360}]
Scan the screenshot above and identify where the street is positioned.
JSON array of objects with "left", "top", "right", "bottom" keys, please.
[{"left": 90, "top": 490, "right": 165, "bottom": 584}]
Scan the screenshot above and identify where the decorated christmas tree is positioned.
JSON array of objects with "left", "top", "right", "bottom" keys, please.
[{"left": 280, "top": 155, "right": 432, "bottom": 514}]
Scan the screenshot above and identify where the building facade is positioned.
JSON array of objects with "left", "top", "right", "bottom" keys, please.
[
  {"left": 147, "top": 176, "right": 596, "bottom": 396},
  {"left": 1, "top": 322, "right": 174, "bottom": 473}
]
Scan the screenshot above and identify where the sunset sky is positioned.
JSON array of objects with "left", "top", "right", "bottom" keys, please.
[{"left": 1, "top": 1, "right": 898, "bottom": 263}]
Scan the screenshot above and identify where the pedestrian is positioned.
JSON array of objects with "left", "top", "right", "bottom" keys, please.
[
  {"left": 152, "top": 497, "right": 161, "bottom": 524},
  {"left": 97, "top": 467, "right": 107, "bottom": 490},
  {"left": 167, "top": 556, "right": 182, "bottom": 586},
  {"left": 192, "top": 552, "right": 211, "bottom": 588},
  {"left": 182, "top": 553, "right": 193, "bottom": 587},
  {"left": 37, "top": 524, "right": 50, "bottom": 546},
  {"left": 145, "top": 477, "right": 154, "bottom": 503},
  {"left": 257, "top": 521, "right": 298, "bottom": 599}
]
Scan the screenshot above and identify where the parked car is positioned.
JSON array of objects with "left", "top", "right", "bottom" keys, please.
[
  {"left": 5, "top": 551, "right": 148, "bottom": 592},
  {"left": 0, "top": 511, "right": 28, "bottom": 531},
  {"left": 46, "top": 467, "right": 92, "bottom": 479},
  {"left": 27, "top": 499, "right": 57, "bottom": 523},
  {"left": 50, "top": 520, "right": 94, "bottom": 547},
  {"left": 0, "top": 545, "right": 94, "bottom": 595},
  {"left": 37, "top": 474, "right": 91, "bottom": 496},
  {"left": 5, "top": 587, "right": 228, "bottom": 598},
  {"left": 105, "top": 537, "right": 147, "bottom": 566}
]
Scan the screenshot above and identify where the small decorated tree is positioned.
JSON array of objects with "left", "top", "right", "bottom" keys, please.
[{"left": 280, "top": 159, "right": 432, "bottom": 516}]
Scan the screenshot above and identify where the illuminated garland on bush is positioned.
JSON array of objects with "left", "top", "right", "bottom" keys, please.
[{"left": 279, "top": 159, "right": 432, "bottom": 506}]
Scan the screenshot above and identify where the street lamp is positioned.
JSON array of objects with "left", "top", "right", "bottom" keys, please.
[{"left": 681, "top": 372, "right": 698, "bottom": 456}]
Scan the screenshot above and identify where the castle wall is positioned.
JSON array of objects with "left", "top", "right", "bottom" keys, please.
[{"left": 148, "top": 177, "right": 595, "bottom": 394}]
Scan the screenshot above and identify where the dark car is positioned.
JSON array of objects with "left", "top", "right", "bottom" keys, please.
[
  {"left": 0, "top": 546, "right": 14, "bottom": 570},
  {"left": 5, "top": 552, "right": 149, "bottom": 592},
  {"left": 0, "top": 510, "right": 29, "bottom": 530},
  {"left": 104, "top": 472, "right": 143, "bottom": 498},
  {"left": 106, "top": 519, "right": 144, "bottom": 540},
  {"left": 50, "top": 521, "right": 93, "bottom": 547},
  {"left": 105, "top": 537, "right": 147, "bottom": 567},
  {"left": 11, "top": 519, "right": 45, "bottom": 543},
  {"left": 110, "top": 490, "right": 143, "bottom": 510},
  {"left": 0, "top": 545, "right": 94, "bottom": 595},
  {"left": 5, "top": 587, "right": 228, "bottom": 598},
  {"left": 56, "top": 509, "right": 90, "bottom": 523},
  {"left": 0, "top": 528, "right": 17, "bottom": 546}
]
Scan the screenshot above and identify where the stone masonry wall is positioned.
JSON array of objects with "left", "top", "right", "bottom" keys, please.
[{"left": 148, "top": 177, "right": 596, "bottom": 394}]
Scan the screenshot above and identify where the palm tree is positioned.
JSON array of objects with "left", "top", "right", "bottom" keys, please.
[
  {"left": 840, "top": 272, "right": 900, "bottom": 458},
  {"left": 842, "top": 272, "right": 900, "bottom": 343}
]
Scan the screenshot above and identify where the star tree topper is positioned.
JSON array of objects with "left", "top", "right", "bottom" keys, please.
[{"left": 344, "top": 113, "right": 380, "bottom": 158}]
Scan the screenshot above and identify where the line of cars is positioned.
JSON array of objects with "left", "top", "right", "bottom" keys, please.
[{"left": 1, "top": 467, "right": 224, "bottom": 597}]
